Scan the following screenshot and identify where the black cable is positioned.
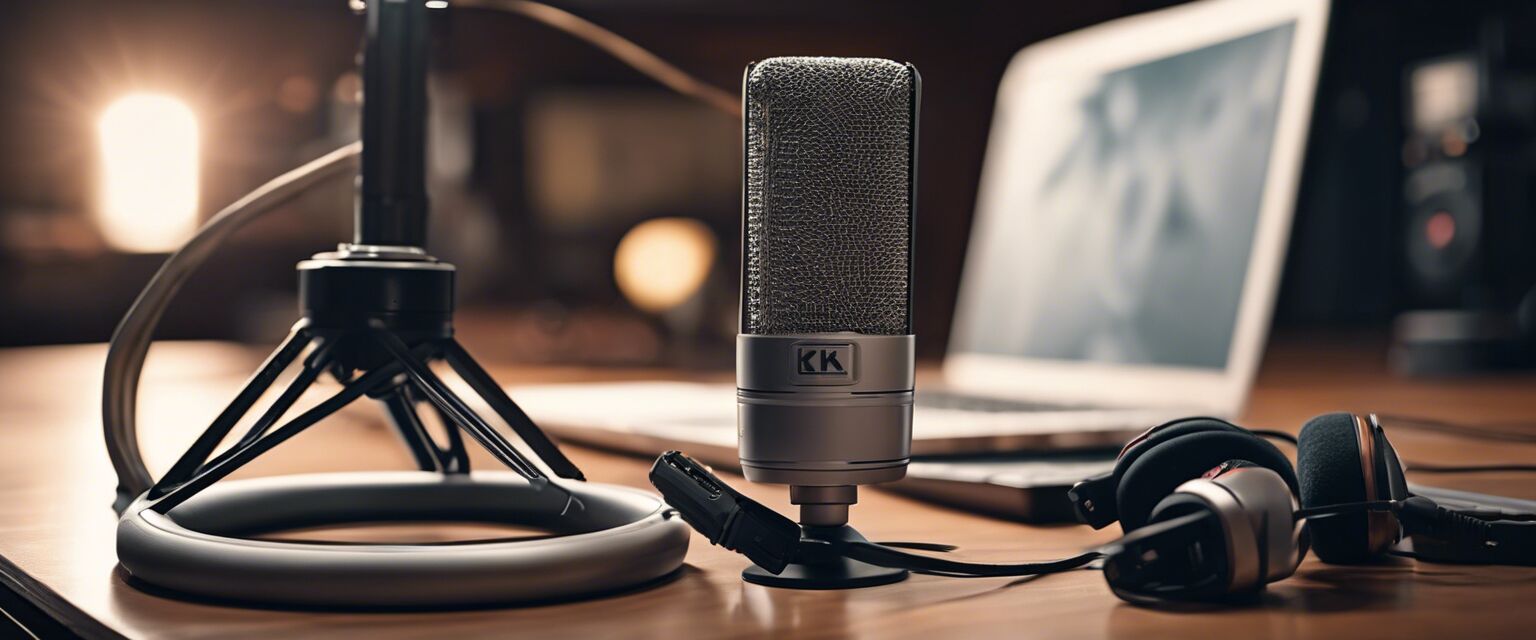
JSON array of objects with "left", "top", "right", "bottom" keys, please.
[
  {"left": 1382, "top": 414, "right": 1536, "bottom": 473},
  {"left": 1293, "top": 499, "right": 1398, "bottom": 520},
  {"left": 1252, "top": 429, "right": 1298, "bottom": 445},
  {"left": 1254, "top": 423, "right": 1536, "bottom": 475},
  {"left": 837, "top": 542, "right": 1102, "bottom": 578},
  {"left": 453, "top": 0, "right": 740, "bottom": 118},
  {"left": 1406, "top": 462, "right": 1536, "bottom": 474},
  {"left": 1458, "top": 510, "right": 1536, "bottom": 522},
  {"left": 1377, "top": 413, "right": 1536, "bottom": 444},
  {"left": 875, "top": 541, "right": 960, "bottom": 552}
]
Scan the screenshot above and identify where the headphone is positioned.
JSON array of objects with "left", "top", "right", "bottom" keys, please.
[
  {"left": 1071, "top": 412, "right": 1536, "bottom": 603},
  {"left": 653, "top": 412, "right": 1536, "bottom": 606}
]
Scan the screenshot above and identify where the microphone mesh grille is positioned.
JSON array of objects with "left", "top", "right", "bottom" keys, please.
[{"left": 743, "top": 57, "right": 915, "bottom": 335}]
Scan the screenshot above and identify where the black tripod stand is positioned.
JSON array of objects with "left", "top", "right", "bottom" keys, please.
[
  {"left": 140, "top": 250, "right": 585, "bottom": 516},
  {"left": 138, "top": 0, "right": 581, "bottom": 516}
]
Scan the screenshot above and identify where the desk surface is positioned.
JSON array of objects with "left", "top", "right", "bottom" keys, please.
[{"left": 2, "top": 335, "right": 1535, "bottom": 639}]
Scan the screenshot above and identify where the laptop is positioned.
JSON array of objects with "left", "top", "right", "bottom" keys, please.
[{"left": 509, "top": 0, "right": 1330, "bottom": 488}]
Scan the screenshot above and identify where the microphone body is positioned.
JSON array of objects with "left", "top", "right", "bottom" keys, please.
[{"left": 737, "top": 57, "right": 920, "bottom": 494}]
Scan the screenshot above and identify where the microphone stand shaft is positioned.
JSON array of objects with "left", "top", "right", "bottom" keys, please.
[{"left": 357, "top": 0, "right": 430, "bottom": 247}]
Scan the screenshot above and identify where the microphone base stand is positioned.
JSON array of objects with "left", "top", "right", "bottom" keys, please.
[
  {"left": 741, "top": 487, "right": 909, "bottom": 589},
  {"left": 742, "top": 524, "right": 909, "bottom": 589}
]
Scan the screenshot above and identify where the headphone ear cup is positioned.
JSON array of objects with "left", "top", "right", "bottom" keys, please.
[
  {"left": 1169, "top": 466, "right": 1303, "bottom": 591},
  {"left": 1115, "top": 465, "right": 1300, "bottom": 602},
  {"left": 1230, "top": 467, "right": 1305, "bottom": 584},
  {"left": 1116, "top": 493, "right": 1235, "bottom": 601},
  {"left": 1117, "top": 430, "right": 1298, "bottom": 531},
  {"left": 1297, "top": 413, "right": 1377, "bottom": 563}
]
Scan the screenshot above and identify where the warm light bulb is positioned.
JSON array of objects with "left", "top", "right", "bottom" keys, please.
[
  {"left": 614, "top": 217, "right": 717, "bottom": 314},
  {"left": 97, "top": 94, "right": 200, "bottom": 253}
]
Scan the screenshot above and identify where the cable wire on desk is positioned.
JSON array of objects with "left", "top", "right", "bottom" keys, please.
[
  {"left": 1253, "top": 426, "right": 1536, "bottom": 475},
  {"left": 103, "top": 143, "right": 362, "bottom": 506},
  {"left": 1405, "top": 462, "right": 1536, "bottom": 474},
  {"left": 1377, "top": 414, "right": 1536, "bottom": 445}
]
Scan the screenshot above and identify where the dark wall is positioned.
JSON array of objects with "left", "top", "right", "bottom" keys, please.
[{"left": 4, "top": 0, "right": 1523, "bottom": 361}]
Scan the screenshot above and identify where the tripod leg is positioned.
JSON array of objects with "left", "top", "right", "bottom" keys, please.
[
  {"left": 371, "top": 331, "right": 543, "bottom": 480},
  {"left": 433, "top": 400, "right": 471, "bottom": 474},
  {"left": 381, "top": 385, "right": 446, "bottom": 472},
  {"left": 442, "top": 339, "right": 585, "bottom": 481},
  {"left": 146, "top": 358, "right": 405, "bottom": 514},
  {"left": 196, "top": 340, "right": 335, "bottom": 474},
  {"left": 152, "top": 328, "right": 313, "bottom": 492}
]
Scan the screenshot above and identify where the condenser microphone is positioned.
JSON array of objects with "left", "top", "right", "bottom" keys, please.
[{"left": 737, "top": 56, "right": 920, "bottom": 527}]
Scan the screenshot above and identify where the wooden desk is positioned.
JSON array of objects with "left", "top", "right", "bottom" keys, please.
[{"left": 2, "top": 336, "right": 1535, "bottom": 639}]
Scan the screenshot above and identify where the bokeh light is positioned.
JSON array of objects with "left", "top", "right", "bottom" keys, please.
[{"left": 97, "top": 94, "right": 199, "bottom": 253}]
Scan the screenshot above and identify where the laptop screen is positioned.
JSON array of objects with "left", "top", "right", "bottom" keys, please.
[{"left": 951, "top": 23, "right": 1297, "bottom": 370}]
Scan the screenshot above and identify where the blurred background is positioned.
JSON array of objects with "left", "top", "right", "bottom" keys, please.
[{"left": 2, "top": 0, "right": 1533, "bottom": 374}]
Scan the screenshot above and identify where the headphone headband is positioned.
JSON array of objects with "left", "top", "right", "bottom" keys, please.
[
  {"left": 1068, "top": 417, "right": 1297, "bottom": 531},
  {"left": 1068, "top": 416, "right": 1227, "bottom": 528}
]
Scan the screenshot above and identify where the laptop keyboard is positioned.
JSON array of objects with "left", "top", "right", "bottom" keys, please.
[
  {"left": 508, "top": 381, "right": 1174, "bottom": 447},
  {"left": 916, "top": 390, "right": 1087, "bottom": 413}
]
